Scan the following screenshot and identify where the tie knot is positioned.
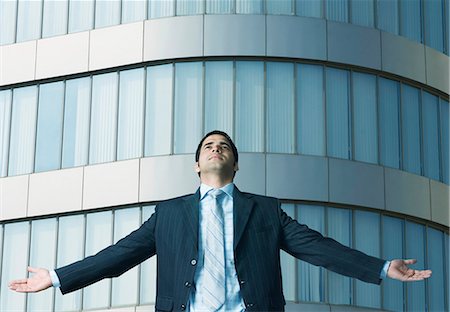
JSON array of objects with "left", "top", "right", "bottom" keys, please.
[{"left": 210, "top": 189, "right": 224, "bottom": 199}]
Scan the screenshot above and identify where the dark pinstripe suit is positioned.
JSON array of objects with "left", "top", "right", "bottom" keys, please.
[{"left": 55, "top": 187, "right": 385, "bottom": 311}]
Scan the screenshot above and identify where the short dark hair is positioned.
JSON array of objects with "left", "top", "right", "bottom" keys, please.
[{"left": 195, "top": 130, "right": 239, "bottom": 163}]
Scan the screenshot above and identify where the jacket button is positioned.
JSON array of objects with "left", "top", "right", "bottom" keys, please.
[
  {"left": 181, "top": 304, "right": 186, "bottom": 310},
  {"left": 247, "top": 303, "right": 255, "bottom": 308},
  {"left": 184, "top": 281, "right": 192, "bottom": 287},
  {"left": 239, "top": 280, "right": 246, "bottom": 285},
  {"left": 191, "top": 259, "right": 197, "bottom": 266}
]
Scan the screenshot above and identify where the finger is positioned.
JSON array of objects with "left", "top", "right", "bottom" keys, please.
[
  {"left": 402, "top": 259, "right": 417, "bottom": 265},
  {"left": 8, "top": 279, "right": 28, "bottom": 285},
  {"left": 27, "top": 266, "right": 38, "bottom": 273}
]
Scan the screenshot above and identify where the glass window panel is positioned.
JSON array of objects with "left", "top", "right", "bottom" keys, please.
[
  {"left": 89, "top": 73, "right": 119, "bottom": 164},
  {"left": 62, "top": 77, "right": 91, "bottom": 168},
  {"left": 401, "top": 84, "right": 421, "bottom": 175},
  {"left": 16, "top": 0, "right": 42, "bottom": 42},
  {"left": 280, "top": 204, "right": 296, "bottom": 301},
  {"left": 327, "top": 207, "right": 352, "bottom": 304},
  {"left": 326, "top": 68, "right": 350, "bottom": 159},
  {"left": 236, "top": 0, "right": 262, "bottom": 13},
  {"left": 0, "top": 222, "right": 29, "bottom": 312},
  {"left": 68, "top": 0, "right": 94, "bottom": 33},
  {"left": 27, "top": 219, "right": 57, "bottom": 311},
  {"left": 350, "top": 0, "right": 374, "bottom": 27},
  {"left": 353, "top": 211, "right": 380, "bottom": 308},
  {"left": 42, "top": 0, "right": 68, "bottom": 38},
  {"left": 326, "top": 0, "right": 348, "bottom": 22},
  {"left": 176, "top": 0, "right": 204, "bottom": 15},
  {"left": 405, "top": 221, "right": 426, "bottom": 311},
  {"left": 204, "top": 62, "right": 233, "bottom": 136},
  {"left": 112, "top": 208, "right": 141, "bottom": 306},
  {"left": 0, "top": 90, "right": 12, "bottom": 177},
  {"left": 427, "top": 227, "right": 445, "bottom": 311},
  {"left": 206, "top": 0, "right": 233, "bottom": 13},
  {"left": 0, "top": 0, "right": 17, "bottom": 45},
  {"left": 174, "top": 62, "right": 203, "bottom": 154},
  {"left": 378, "top": 77, "right": 400, "bottom": 169},
  {"left": 117, "top": 69, "right": 145, "bottom": 160},
  {"left": 400, "top": 0, "right": 422, "bottom": 43},
  {"left": 149, "top": 0, "right": 175, "bottom": 18},
  {"left": 83, "top": 211, "right": 113, "bottom": 310},
  {"left": 267, "top": 0, "right": 292, "bottom": 14},
  {"left": 352, "top": 72, "right": 378, "bottom": 164},
  {"left": 140, "top": 205, "right": 157, "bottom": 304},
  {"left": 297, "top": 205, "right": 325, "bottom": 302},
  {"left": 376, "top": 0, "right": 399, "bottom": 34},
  {"left": 445, "top": 233, "right": 449, "bottom": 309},
  {"left": 424, "top": 0, "right": 445, "bottom": 52},
  {"left": 122, "top": 0, "right": 147, "bottom": 23},
  {"left": 296, "top": 64, "right": 325, "bottom": 156},
  {"left": 35, "top": 82, "right": 65, "bottom": 172},
  {"left": 381, "top": 216, "right": 404, "bottom": 311},
  {"left": 235, "top": 61, "right": 264, "bottom": 152},
  {"left": 145, "top": 64, "right": 173, "bottom": 156},
  {"left": 440, "top": 100, "right": 449, "bottom": 184},
  {"left": 296, "top": 0, "right": 322, "bottom": 18},
  {"left": 266, "top": 62, "right": 295, "bottom": 153},
  {"left": 422, "top": 92, "right": 440, "bottom": 180},
  {"left": 55, "top": 215, "right": 84, "bottom": 312},
  {"left": 8, "top": 86, "right": 38, "bottom": 176},
  {"left": 95, "top": 0, "right": 120, "bottom": 28}
]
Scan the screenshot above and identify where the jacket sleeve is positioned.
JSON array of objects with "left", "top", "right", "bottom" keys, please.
[
  {"left": 55, "top": 207, "right": 157, "bottom": 294},
  {"left": 278, "top": 203, "right": 385, "bottom": 285}
]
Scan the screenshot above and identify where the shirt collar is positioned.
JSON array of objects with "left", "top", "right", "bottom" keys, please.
[{"left": 200, "top": 182, "right": 234, "bottom": 200}]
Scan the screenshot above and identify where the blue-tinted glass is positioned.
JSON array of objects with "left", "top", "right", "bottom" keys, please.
[
  {"left": 427, "top": 227, "right": 446, "bottom": 311},
  {"left": 326, "top": 68, "right": 350, "bottom": 159},
  {"left": 352, "top": 72, "right": 377, "bottom": 164},
  {"left": 0, "top": 90, "right": 12, "bottom": 177},
  {"left": 424, "top": 0, "right": 444, "bottom": 52},
  {"left": 8, "top": 86, "right": 38, "bottom": 176},
  {"left": 422, "top": 92, "right": 440, "bottom": 180},
  {"left": 296, "top": 64, "right": 325, "bottom": 156},
  {"left": 350, "top": 0, "right": 374, "bottom": 27},
  {"left": 296, "top": 0, "right": 322, "bottom": 18},
  {"left": 440, "top": 100, "right": 449, "bottom": 184},
  {"left": 206, "top": 0, "right": 233, "bottom": 13},
  {"left": 381, "top": 216, "right": 404, "bottom": 311},
  {"left": 236, "top": 0, "right": 262, "bottom": 14},
  {"left": 16, "top": 0, "right": 42, "bottom": 42},
  {"left": 401, "top": 85, "right": 421, "bottom": 175},
  {"left": 35, "top": 82, "right": 65, "bottom": 172},
  {"left": 62, "top": 77, "right": 91, "bottom": 168},
  {"left": 0, "top": 0, "right": 17, "bottom": 45},
  {"left": 405, "top": 222, "right": 426, "bottom": 311},
  {"left": 68, "top": 0, "right": 94, "bottom": 33},
  {"left": 376, "top": 0, "right": 399, "bottom": 34},
  {"left": 326, "top": 0, "right": 348, "bottom": 22},
  {"left": 122, "top": 0, "right": 147, "bottom": 23},
  {"left": 42, "top": 0, "right": 68, "bottom": 38},
  {"left": 267, "top": 0, "right": 292, "bottom": 14},
  {"left": 176, "top": 0, "right": 204, "bottom": 15},
  {"left": 400, "top": 0, "right": 422, "bottom": 43},
  {"left": 378, "top": 78, "right": 400, "bottom": 169},
  {"left": 149, "top": 0, "right": 174, "bottom": 18},
  {"left": 266, "top": 62, "right": 295, "bottom": 153},
  {"left": 95, "top": 0, "right": 121, "bottom": 28}
]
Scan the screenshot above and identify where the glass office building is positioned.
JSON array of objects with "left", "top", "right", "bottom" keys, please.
[{"left": 0, "top": 0, "right": 448, "bottom": 311}]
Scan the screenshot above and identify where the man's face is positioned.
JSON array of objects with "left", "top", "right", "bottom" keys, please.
[{"left": 195, "top": 134, "right": 239, "bottom": 177}]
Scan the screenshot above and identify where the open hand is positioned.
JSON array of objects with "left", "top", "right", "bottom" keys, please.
[
  {"left": 387, "top": 259, "right": 432, "bottom": 282},
  {"left": 9, "top": 267, "right": 52, "bottom": 293}
]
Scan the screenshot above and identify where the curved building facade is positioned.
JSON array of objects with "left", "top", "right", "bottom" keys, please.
[{"left": 0, "top": 1, "right": 448, "bottom": 311}]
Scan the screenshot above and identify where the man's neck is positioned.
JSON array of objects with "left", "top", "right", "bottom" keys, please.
[{"left": 200, "top": 175, "right": 233, "bottom": 189}]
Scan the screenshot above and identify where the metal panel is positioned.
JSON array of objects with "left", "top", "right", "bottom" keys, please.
[
  {"left": 0, "top": 41, "right": 36, "bottom": 86},
  {"left": 425, "top": 47, "right": 449, "bottom": 94},
  {"left": 233, "top": 153, "right": 265, "bottom": 196},
  {"left": 0, "top": 174, "right": 29, "bottom": 220},
  {"left": 430, "top": 180, "right": 449, "bottom": 227}
]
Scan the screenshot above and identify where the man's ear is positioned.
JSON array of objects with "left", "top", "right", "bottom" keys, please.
[
  {"left": 234, "top": 162, "right": 239, "bottom": 172},
  {"left": 194, "top": 162, "right": 201, "bottom": 174}
]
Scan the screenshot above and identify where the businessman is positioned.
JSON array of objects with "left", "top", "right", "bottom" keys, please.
[{"left": 10, "top": 130, "right": 431, "bottom": 311}]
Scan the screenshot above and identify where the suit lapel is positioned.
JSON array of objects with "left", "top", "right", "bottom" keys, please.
[
  {"left": 233, "top": 187, "right": 254, "bottom": 250},
  {"left": 182, "top": 189, "right": 201, "bottom": 252}
]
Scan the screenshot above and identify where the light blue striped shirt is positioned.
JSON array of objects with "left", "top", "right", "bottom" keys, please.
[{"left": 189, "top": 183, "right": 245, "bottom": 312}]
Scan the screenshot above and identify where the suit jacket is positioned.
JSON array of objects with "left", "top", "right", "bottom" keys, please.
[{"left": 55, "top": 187, "right": 385, "bottom": 312}]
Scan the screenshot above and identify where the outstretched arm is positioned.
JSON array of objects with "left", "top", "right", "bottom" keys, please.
[
  {"left": 387, "top": 259, "right": 432, "bottom": 281},
  {"left": 9, "top": 267, "right": 52, "bottom": 293}
]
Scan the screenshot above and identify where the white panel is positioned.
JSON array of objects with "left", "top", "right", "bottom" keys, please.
[
  {"left": 327, "top": 21, "right": 381, "bottom": 70},
  {"left": 381, "top": 32, "right": 426, "bottom": 84},
  {"left": 0, "top": 175, "right": 28, "bottom": 220},
  {"left": 425, "top": 47, "right": 449, "bottom": 94},
  {"left": 139, "top": 155, "right": 199, "bottom": 202},
  {"left": 28, "top": 167, "right": 83, "bottom": 217},
  {"left": 89, "top": 22, "right": 143, "bottom": 71},
  {"left": 329, "top": 158, "right": 385, "bottom": 209},
  {"left": 36, "top": 31, "right": 89, "bottom": 79},
  {"left": 385, "top": 168, "right": 431, "bottom": 220},
  {"left": 0, "top": 41, "right": 36, "bottom": 86},
  {"left": 266, "top": 154, "right": 328, "bottom": 201},
  {"left": 83, "top": 159, "right": 139, "bottom": 209},
  {"left": 267, "top": 15, "right": 326, "bottom": 60},
  {"left": 204, "top": 15, "right": 265, "bottom": 56},
  {"left": 430, "top": 180, "right": 450, "bottom": 227},
  {"left": 233, "top": 153, "right": 265, "bottom": 196},
  {"left": 144, "top": 16, "right": 203, "bottom": 61}
]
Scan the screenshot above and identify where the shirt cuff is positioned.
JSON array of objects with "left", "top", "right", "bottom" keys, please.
[
  {"left": 380, "top": 260, "right": 391, "bottom": 279},
  {"left": 49, "top": 270, "right": 61, "bottom": 288}
]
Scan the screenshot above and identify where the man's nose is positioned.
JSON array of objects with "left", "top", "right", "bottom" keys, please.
[{"left": 212, "top": 145, "right": 222, "bottom": 153}]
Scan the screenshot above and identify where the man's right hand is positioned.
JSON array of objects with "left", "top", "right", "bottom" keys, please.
[{"left": 9, "top": 266, "right": 52, "bottom": 293}]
